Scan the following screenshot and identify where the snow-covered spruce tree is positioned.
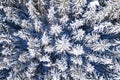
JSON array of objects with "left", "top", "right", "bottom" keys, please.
[{"left": 0, "top": 0, "right": 120, "bottom": 80}]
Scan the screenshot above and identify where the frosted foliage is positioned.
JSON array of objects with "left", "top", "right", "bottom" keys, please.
[
  {"left": 0, "top": 0, "right": 120, "bottom": 80},
  {"left": 55, "top": 35, "right": 71, "bottom": 53}
]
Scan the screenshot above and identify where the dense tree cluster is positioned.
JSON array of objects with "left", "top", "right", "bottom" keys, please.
[{"left": 0, "top": 0, "right": 120, "bottom": 80}]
